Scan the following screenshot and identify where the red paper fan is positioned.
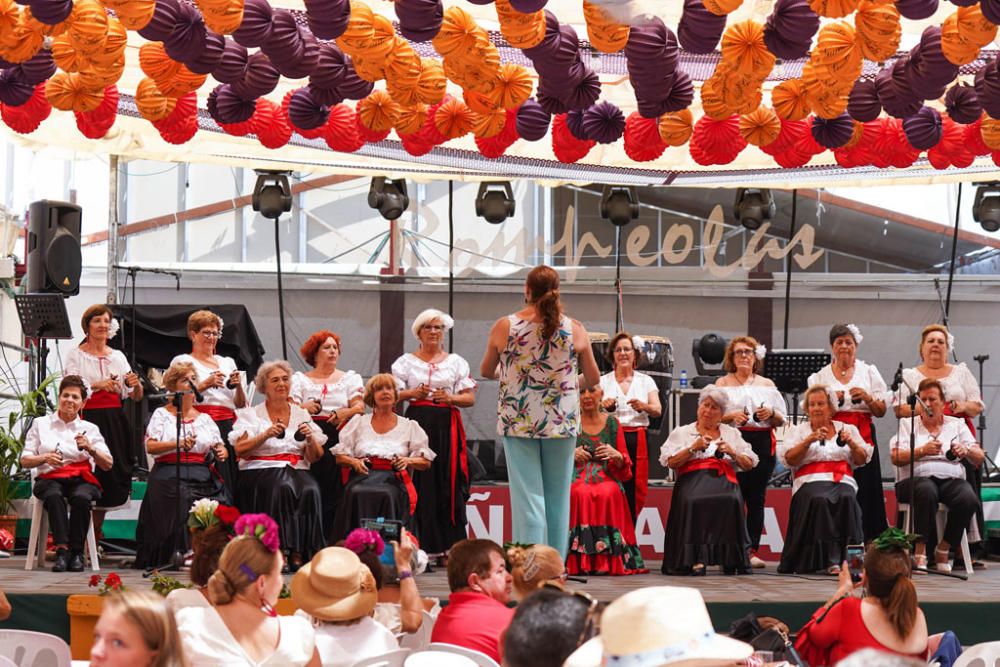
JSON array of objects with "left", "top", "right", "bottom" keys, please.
[
  {"left": 552, "top": 113, "right": 595, "bottom": 163},
  {"left": 623, "top": 112, "right": 667, "bottom": 162}
]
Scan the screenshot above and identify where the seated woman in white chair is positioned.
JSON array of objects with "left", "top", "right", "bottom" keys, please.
[
  {"left": 891, "top": 378, "right": 984, "bottom": 572},
  {"left": 20, "top": 375, "right": 113, "bottom": 572}
]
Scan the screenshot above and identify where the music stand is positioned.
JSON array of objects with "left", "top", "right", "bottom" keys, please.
[
  {"left": 762, "top": 349, "right": 831, "bottom": 423},
  {"left": 15, "top": 294, "right": 72, "bottom": 397}
]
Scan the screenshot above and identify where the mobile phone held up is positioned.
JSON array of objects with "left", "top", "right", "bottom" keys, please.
[{"left": 846, "top": 544, "right": 864, "bottom": 583}]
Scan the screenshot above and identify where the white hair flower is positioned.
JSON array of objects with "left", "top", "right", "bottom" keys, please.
[
  {"left": 108, "top": 318, "right": 120, "bottom": 339},
  {"left": 217, "top": 316, "right": 225, "bottom": 332},
  {"left": 947, "top": 332, "right": 955, "bottom": 349},
  {"left": 631, "top": 335, "right": 645, "bottom": 351},
  {"left": 846, "top": 324, "right": 863, "bottom": 345},
  {"left": 755, "top": 344, "right": 767, "bottom": 361}
]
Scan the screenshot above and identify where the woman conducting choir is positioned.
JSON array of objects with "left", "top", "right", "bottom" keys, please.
[
  {"left": 65, "top": 304, "right": 143, "bottom": 536},
  {"left": 135, "top": 360, "right": 231, "bottom": 570},
  {"left": 392, "top": 309, "right": 476, "bottom": 559},
  {"left": 291, "top": 330, "right": 364, "bottom": 540},
  {"left": 891, "top": 379, "right": 983, "bottom": 572},
  {"left": 808, "top": 323, "right": 889, "bottom": 541},
  {"left": 566, "top": 385, "right": 646, "bottom": 576},
  {"left": 331, "top": 374, "right": 434, "bottom": 542},
  {"left": 717, "top": 336, "right": 786, "bottom": 568},
  {"left": 778, "top": 385, "right": 871, "bottom": 574},
  {"left": 171, "top": 310, "right": 246, "bottom": 494},
  {"left": 480, "top": 265, "right": 601, "bottom": 558},
  {"left": 660, "top": 385, "right": 757, "bottom": 576},
  {"left": 599, "top": 332, "right": 661, "bottom": 521},
  {"left": 20, "top": 375, "right": 113, "bottom": 572},
  {"left": 230, "top": 360, "right": 325, "bottom": 570}
]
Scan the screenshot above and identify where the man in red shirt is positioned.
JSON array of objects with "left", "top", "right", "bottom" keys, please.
[{"left": 431, "top": 538, "right": 514, "bottom": 663}]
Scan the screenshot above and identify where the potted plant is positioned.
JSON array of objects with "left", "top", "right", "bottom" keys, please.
[{"left": 0, "top": 375, "right": 56, "bottom": 534}]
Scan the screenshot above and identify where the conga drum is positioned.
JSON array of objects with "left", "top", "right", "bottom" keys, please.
[
  {"left": 589, "top": 332, "right": 612, "bottom": 374},
  {"left": 635, "top": 334, "right": 673, "bottom": 432}
]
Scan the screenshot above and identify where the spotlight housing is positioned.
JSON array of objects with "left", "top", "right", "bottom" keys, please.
[
  {"left": 600, "top": 185, "right": 640, "bottom": 227},
  {"left": 368, "top": 177, "right": 410, "bottom": 221},
  {"left": 691, "top": 333, "right": 728, "bottom": 388},
  {"left": 734, "top": 188, "right": 775, "bottom": 231},
  {"left": 475, "top": 181, "right": 516, "bottom": 225},
  {"left": 973, "top": 183, "right": 1000, "bottom": 233},
  {"left": 252, "top": 170, "right": 293, "bottom": 219}
]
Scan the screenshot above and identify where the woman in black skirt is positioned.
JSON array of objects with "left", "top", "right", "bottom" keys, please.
[
  {"left": 391, "top": 309, "right": 475, "bottom": 558},
  {"left": 660, "top": 385, "right": 758, "bottom": 575},
  {"left": 778, "top": 385, "right": 872, "bottom": 574},
  {"left": 331, "top": 374, "right": 433, "bottom": 543},
  {"left": 230, "top": 360, "right": 325, "bottom": 571},
  {"left": 135, "top": 360, "right": 231, "bottom": 569}
]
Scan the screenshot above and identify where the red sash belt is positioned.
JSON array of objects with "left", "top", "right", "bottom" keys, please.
[
  {"left": 85, "top": 390, "right": 121, "bottom": 410},
  {"left": 678, "top": 457, "right": 737, "bottom": 484},
  {"left": 833, "top": 411, "right": 873, "bottom": 444},
  {"left": 195, "top": 405, "right": 236, "bottom": 422},
  {"left": 621, "top": 426, "right": 649, "bottom": 509},
  {"left": 795, "top": 460, "right": 853, "bottom": 483},
  {"left": 155, "top": 452, "right": 207, "bottom": 465},
  {"left": 943, "top": 405, "right": 978, "bottom": 440},
  {"left": 369, "top": 457, "right": 418, "bottom": 516},
  {"left": 411, "top": 400, "right": 469, "bottom": 525},
  {"left": 244, "top": 453, "right": 302, "bottom": 466},
  {"left": 39, "top": 460, "right": 102, "bottom": 491},
  {"left": 740, "top": 426, "right": 777, "bottom": 455},
  {"left": 312, "top": 414, "right": 330, "bottom": 422}
]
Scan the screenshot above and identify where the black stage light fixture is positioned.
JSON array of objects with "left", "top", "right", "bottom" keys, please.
[
  {"left": 368, "top": 177, "right": 410, "bottom": 221},
  {"left": 600, "top": 185, "right": 640, "bottom": 227},
  {"left": 692, "top": 333, "right": 728, "bottom": 377},
  {"left": 734, "top": 188, "right": 775, "bottom": 231},
  {"left": 973, "top": 183, "right": 1000, "bottom": 233},
  {"left": 252, "top": 170, "right": 293, "bottom": 219},
  {"left": 475, "top": 181, "right": 516, "bottom": 224}
]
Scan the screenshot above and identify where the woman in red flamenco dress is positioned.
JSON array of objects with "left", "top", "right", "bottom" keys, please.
[{"left": 566, "top": 385, "right": 647, "bottom": 576}]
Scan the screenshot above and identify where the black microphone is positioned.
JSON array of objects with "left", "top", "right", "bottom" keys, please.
[
  {"left": 891, "top": 362, "right": 904, "bottom": 392},
  {"left": 186, "top": 379, "right": 204, "bottom": 403}
]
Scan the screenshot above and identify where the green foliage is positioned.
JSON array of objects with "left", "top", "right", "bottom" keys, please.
[
  {"left": 149, "top": 573, "right": 191, "bottom": 597},
  {"left": 0, "top": 375, "right": 57, "bottom": 514}
]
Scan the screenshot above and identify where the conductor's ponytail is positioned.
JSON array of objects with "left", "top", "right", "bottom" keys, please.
[
  {"left": 525, "top": 265, "right": 562, "bottom": 340},
  {"left": 864, "top": 537, "right": 919, "bottom": 640},
  {"left": 885, "top": 575, "right": 918, "bottom": 639}
]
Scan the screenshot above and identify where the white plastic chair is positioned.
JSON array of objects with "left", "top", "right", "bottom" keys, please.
[
  {"left": 352, "top": 648, "right": 412, "bottom": 667},
  {"left": 24, "top": 471, "right": 99, "bottom": 572},
  {"left": 897, "top": 502, "right": 973, "bottom": 575},
  {"left": 954, "top": 641, "right": 1000, "bottom": 667},
  {"left": 0, "top": 656, "right": 14, "bottom": 667},
  {"left": 0, "top": 629, "right": 72, "bottom": 667},
  {"left": 404, "top": 652, "right": 479, "bottom": 667},
  {"left": 419, "top": 643, "right": 501, "bottom": 667},
  {"left": 399, "top": 610, "right": 435, "bottom": 651}
]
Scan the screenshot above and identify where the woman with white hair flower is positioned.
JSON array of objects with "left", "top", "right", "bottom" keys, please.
[
  {"left": 660, "top": 385, "right": 758, "bottom": 575},
  {"left": 778, "top": 384, "right": 871, "bottom": 574},
  {"left": 808, "top": 323, "right": 889, "bottom": 541},
  {"left": 598, "top": 331, "right": 662, "bottom": 520},
  {"left": 391, "top": 308, "right": 476, "bottom": 558}
]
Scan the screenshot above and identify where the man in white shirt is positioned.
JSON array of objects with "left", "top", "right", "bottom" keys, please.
[{"left": 20, "top": 375, "right": 113, "bottom": 572}]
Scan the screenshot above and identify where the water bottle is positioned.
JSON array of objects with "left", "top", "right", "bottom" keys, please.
[{"left": 679, "top": 370, "right": 688, "bottom": 389}]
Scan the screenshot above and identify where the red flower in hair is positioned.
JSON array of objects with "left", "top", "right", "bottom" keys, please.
[{"left": 214, "top": 504, "right": 241, "bottom": 526}]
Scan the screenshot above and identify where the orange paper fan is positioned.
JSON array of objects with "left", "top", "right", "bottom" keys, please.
[
  {"left": 135, "top": 77, "right": 178, "bottom": 121},
  {"left": 487, "top": 63, "right": 533, "bottom": 110},
  {"left": 701, "top": 0, "right": 743, "bottom": 16},
  {"left": 434, "top": 97, "right": 474, "bottom": 139},
  {"left": 739, "top": 107, "right": 782, "bottom": 146},
  {"left": 658, "top": 109, "right": 694, "bottom": 146},
  {"left": 771, "top": 79, "right": 811, "bottom": 121},
  {"left": 358, "top": 90, "right": 401, "bottom": 133},
  {"left": 720, "top": 20, "right": 775, "bottom": 77},
  {"left": 395, "top": 103, "right": 428, "bottom": 135},
  {"left": 416, "top": 58, "right": 447, "bottom": 106},
  {"left": 471, "top": 107, "right": 507, "bottom": 138},
  {"left": 45, "top": 71, "right": 104, "bottom": 112}
]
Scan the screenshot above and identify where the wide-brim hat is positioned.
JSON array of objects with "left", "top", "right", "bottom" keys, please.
[{"left": 291, "top": 547, "right": 378, "bottom": 622}]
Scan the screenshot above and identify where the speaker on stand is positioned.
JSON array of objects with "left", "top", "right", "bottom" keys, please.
[{"left": 26, "top": 200, "right": 82, "bottom": 296}]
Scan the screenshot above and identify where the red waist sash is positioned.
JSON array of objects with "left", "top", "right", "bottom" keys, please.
[
  {"left": 244, "top": 453, "right": 302, "bottom": 466},
  {"left": 368, "top": 457, "right": 418, "bottom": 515},
  {"left": 795, "top": 460, "right": 853, "bottom": 483},
  {"left": 155, "top": 452, "right": 207, "bottom": 465},
  {"left": 621, "top": 426, "right": 649, "bottom": 509},
  {"left": 411, "top": 400, "right": 468, "bottom": 525},
  {"left": 85, "top": 390, "right": 121, "bottom": 410},
  {"left": 39, "top": 460, "right": 102, "bottom": 491},
  {"left": 740, "top": 426, "right": 777, "bottom": 454},
  {"left": 195, "top": 405, "right": 236, "bottom": 422},
  {"left": 833, "top": 411, "right": 873, "bottom": 444},
  {"left": 678, "top": 457, "right": 737, "bottom": 484}
]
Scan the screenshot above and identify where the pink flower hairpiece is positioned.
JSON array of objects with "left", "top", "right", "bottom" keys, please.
[
  {"left": 344, "top": 528, "right": 385, "bottom": 556},
  {"left": 234, "top": 513, "right": 280, "bottom": 553}
]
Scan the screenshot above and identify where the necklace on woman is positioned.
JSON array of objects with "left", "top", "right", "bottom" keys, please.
[{"left": 836, "top": 364, "right": 851, "bottom": 377}]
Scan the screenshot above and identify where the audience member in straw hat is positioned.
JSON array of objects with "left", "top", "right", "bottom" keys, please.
[
  {"left": 564, "top": 586, "right": 753, "bottom": 667},
  {"left": 506, "top": 544, "right": 565, "bottom": 601},
  {"left": 292, "top": 547, "right": 398, "bottom": 667},
  {"left": 91, "top": 590, "right": 188, "bottom": 667},
  {"left": 501, "top": 584, "right": 598, "bottom": 667},
  {"left": 431, "top": 539, "right": 514, "bottom": 663}
]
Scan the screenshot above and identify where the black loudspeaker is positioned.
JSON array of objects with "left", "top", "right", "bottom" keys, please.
[{"left": 27, "top": 200, "right": 82, "bottom": 296}]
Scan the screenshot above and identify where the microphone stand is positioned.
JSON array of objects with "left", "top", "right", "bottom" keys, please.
[{"left": 972, "top": 355, "right": 1000, "bottom": 477}]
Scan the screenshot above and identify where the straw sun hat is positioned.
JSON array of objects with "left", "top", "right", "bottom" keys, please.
[
  {"left": 564, "top": 586, "right": 753, "bottom": 667},
  {"left": 291, "top": 547, "right": 378, "bottom": 622}
]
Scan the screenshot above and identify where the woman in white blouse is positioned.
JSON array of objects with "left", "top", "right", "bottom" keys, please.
[
  {"left": 660, "top": 385, "right": 757, "bottom": 575},
  {"left": 598, "top": 331, "right": 661, "bottom": 520},
  {"left": 231, "top": 360, "right": 326, "bottom": 571},
  {"left": 717, "top": 335, "right": 786, "bottom": 568},
  {"left": 891, "top": 378, "right": 983, "bottom": 572},
  {"left": 392, "top": 309, "right": 474, "bottom": 557},
  {"left": 777, "top": 385, "right": 871, "bottom": 574},
  {"left": 291, "top": 330, "right": 364, "bottom": 541},
  {"left": 808, "top": 323, "right": 889, "bottom": 541},
  {"left": 64, "top": 304, "right": 143, "bottom": 536},
  {"left": 135, "top": 360, "right": 230, "bottom": 570},
  {"left": 331, "top": 374, "right": 434, "bottom": 542},
  {"left": 171, "top": 310, "right": 246, "bottom": 495}
]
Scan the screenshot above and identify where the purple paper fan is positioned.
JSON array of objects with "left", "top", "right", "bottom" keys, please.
[
  {"left": 288, "top": 87, "right": 329, "bottom": 130},
  {"left": 233, "top": 0, "right": 274, "bottom": 48},
  {"left": 847, "top": 79, "right": 881, "bottom": 123},
  {"left": 811, "top": 113, "right": 854, "bottom": 149},
  {"left": 163, "top": 2, "right": 208, "bottom": 64},
  {"left": 0, "top": 68, "right": 34, "bottom": 107},
  {"left": 212, "top": 84, "right": 257, "bottom": 124},
  {"left": 138, "top": 0, "right": 181, "bottom": 42},
  {"left": 516, "top": 98, "right": 550, "bottom": 141},
  {"left": 185, "top": 32, "right": 225, "bottom": 75},
  {"left": 231, "top": 52, "right": 280, "bottom": 100},
  {"left": 582, "top": 100, "right": 625, "bottom": 144},
  {"left": 213, "top": 39, "right": 249, "bottom": 84},
  {"left": 902, "top": 106, "right": 942, "bottom": 149},
  {"left": 945, "top": 84, "right": 981, "bottom": 125}
]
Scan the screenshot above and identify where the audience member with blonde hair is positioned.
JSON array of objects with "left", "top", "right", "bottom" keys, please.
[
  {"left": 91, "top": 590, "right": 187, "bottom": 667},
  {"left": 507, "top": 544, "right": 565, "bottom": 600}
]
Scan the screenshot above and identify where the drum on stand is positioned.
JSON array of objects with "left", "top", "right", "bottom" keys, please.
[
  {"left": 589, "top": 332, "right": 612, "bottom": 374},
  {"left": 635, "top": 334, "right": 673, "bottom": 433}
]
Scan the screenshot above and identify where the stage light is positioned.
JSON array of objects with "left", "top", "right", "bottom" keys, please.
[
  {"left": 252, "top": 170, "right": 293, "bottom": 219},
  {"left": 973, "top": 183, "right": 1000, "bottom": 233},
  {"left": 691, "top": 333, "right": 728, "bottom": 388},
  {"left": 475, "top": 181, "right": 516, "bottom": 225},
  {"left": 733, "top": 188, "right": 775, "bottom": 231},
  {"left": 368, "top": 177, "right": 409, "bottom": 221},
  {"left": 600, "top": 185, "right": 640, "bottom": 227}
]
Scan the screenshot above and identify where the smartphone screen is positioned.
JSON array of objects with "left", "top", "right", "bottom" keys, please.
[{"left": 846, "top": 544, "right": 865, "bottom": 583}]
